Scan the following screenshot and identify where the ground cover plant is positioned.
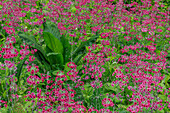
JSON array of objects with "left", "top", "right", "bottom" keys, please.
[{"left": 0, "top": 0, "right": 170, "bottom": 113}]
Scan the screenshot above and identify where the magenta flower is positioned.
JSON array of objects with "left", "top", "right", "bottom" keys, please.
[
  {"left": 157, "top": 28, "right": 163, "bottom": 32},
  {"left": 67, "top": 62, "right": 77, "bottom": 68},
  {"left": 141, "top": 28, "right": 148, "bottom": 32},
  {"left": 147, "top": 45, "right": 156, "bottom": 52},
  {"left": 167, "top": 27, "right": 170, "bottom": 31},
  {"left": 102, "top": 98, "right": 114, "bottom": 107},
  {"left": 101, "top": 33, "right": 109, "bottom": 38}
]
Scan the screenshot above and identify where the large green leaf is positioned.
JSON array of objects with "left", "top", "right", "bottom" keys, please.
[
  {"left": 15, "top": 57, "right": 27, "bottom": 86},
  {"left": 34, "top": 50, "right": 51, "bottom": 71},
  {"left": 43, "top": 20, "right": 62, "bottom": 40},
  {"left": 43, "top": 32, "right": 63, "bottom": 54},
  {"left": 18, "top": 32, "right": 43, "bottom": 53},
  {"left": 60, "top": 35, "right": 71, "bottom": 64},
  {"left": 47, "top": 52, "right": 64, "bottom": 67}
]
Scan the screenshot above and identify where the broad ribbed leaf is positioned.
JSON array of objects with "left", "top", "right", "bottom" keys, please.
[
  {"left": 43, "top": 21, "right": 62, "bottom": 40},
  {"left": 47, "top": 52, "right": 64, "bottom": 66},
  {"left": 60, "top": 35, "right": 71, "bottom": 64},
  {"left": 43, "top": 32, "right": 63, "bottom": 54},
  {"left": 34, "top": 50, "right": 51, "bottom": 71},
  {"left": 15, "top": 57, "right": 27, "bottom": 86},
  {"left": 45, "top": 44, "right": 64, "bottom": 69},
  {"left": 43, "top": 21, "right": 71, "bottom": 65}
]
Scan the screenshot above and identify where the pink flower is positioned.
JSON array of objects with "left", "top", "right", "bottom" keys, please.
[
  {"left": 88, "top": 108, "right": 93, "bottom": 112},
  {"left": 157, "top": 28, "right": 163, "bottom": 32},
  {"left": 167, "top": 27, "right": 170, "bottom": 31},
  {"left": 141, "top": 28, "right": 148, "bottom": 32},
  {"left": 147, "top": 45, "right": 156, "bottom": 52},
  {"left": 4, "top": 104, "right": 7, "bottom": 108},
  {"left": 102, "top": 98, "right": 114, "bottom": 107},
  {"left": 47, "top": 80, "right": 51, "bottom": 84},
  {"left": 101, "top": 33, "right": 109, "bottom": 38},
  {"left": 31, "top": 70, "right": 34, "bottom": 75},
  {"left": 124, "top": 36, "right": 131, "bottom": 41},
  {"left": 69, "top": 33, "right": 76, "bottom": 37},
  {"left": 67, "top": 62, "right": 76, "bottom": 68},
  {"left": 30, "top": 7, "right": 36, "bottom": 13}
]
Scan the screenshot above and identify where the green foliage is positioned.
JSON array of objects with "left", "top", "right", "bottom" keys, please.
[
  {"left": 104, "top": 82, "right": 117, "bottom": 94},
  {"left": 43, "top": 20, "right": 62, "bottom": 41},
  {"left": 60, "top": 35, "right": 71, "bottom": 64},
  {"left": 13, "top": 102, "right": 25, "bottom": 113},
  {"left": 43, "top": 32, "right": 63, "bottom": 54},
  {"left": 43, "top": 31, "right": 64, "bottom": 68},
  {"left": 72, "top": 33, "right": 99, "bottom": 60},
  {"left": 81, "top": 84, "right": 94, "bottom": 103},
  {"left": 15, "top": 57, "right": 27, "bottom": 86},
  {"left": 0, "top": 0, "right": 169, "bottom": 112},
  {"left": 18, "top": 31, "right": 51, "bottom": 71},
  {"left": 0, "top": 106, "right": 8, "bottom": 113}
]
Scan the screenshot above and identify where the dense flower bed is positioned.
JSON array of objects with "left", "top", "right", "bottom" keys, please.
[{"left": 0, "top": 0, "right": 169, "bottom": 113}]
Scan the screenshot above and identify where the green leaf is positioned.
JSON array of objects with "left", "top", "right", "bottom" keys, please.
[
  {"left": 0, "top": 32, "right": 5, "bottom": 39},
  {"left": 60, "top": 35, "right": 71, "bottom": 64},
  {"left": 2, "top": 87, "right": 9, "bottom": 98},
  {"left": 45, "top": 45, "right": 52, "bottom": 54},
  {"left": 23, "top": 101, "right": 32, "bottom": 111},
  {"left": 18, "top": 87, "right": 27, "bottom": 95},
  {"left": 47, "top": 52, "right": 64, "bottom": 66},
  {"left": 18, "top": 32, "right": 50, "bottom": 66},
  {"left": 164, "top": 74, "right": 170, "bottom": 87},
  {"left": 34, "top": 50, "right": 51, "bottom": 70},
  {"left": 81, "top": 84, "right": 94, "bottom": 97},
  {"left": 43, "top": 32, "right": 63, "bottom": 54},
  {"left": 76, "top": 65, "right": 82, "bottom": 71},
  {"left": 15, "top": 57, "right": 27, "bottom": 86},
  {"left": 81, "top": 74, "right": 86, "bottom": 79},
  {"left": 156, "top": 109, "right": 165, "bottom": 113},
  {"left": 104, "top": 83, "right": 116, "bottom": 92},
  {"left": 52, "top": 70, "right": 60, "bottom": 75},
  {"left": 158, "top": 95, "right": 167, "bottom": 101},
  {"left": 43, "top": 20, "right": 62, "bottom": 41},
  {"left": 0, "top": 106, "right": 8, "bottom": 113},
  {"left": 124, "top": 86, "right": 133, "bottom": 97},
  {"left": 47, "top": 52, "right": 61, "bottom": 57},
  {"left": 64, "top": 62, "right": 71, "bottom": 72},
  {"left": 72, "top": 34, "right": 99, "bottom": 58},
  {"left": 0, "top": 80, "right": 5, "bottom": 93},
  {"left": 18, "top": 80, "right": 27, "bottom": 94},
  {"left": 18, "top": 32, "right": 46, "bottom": 55},
  {"left": 70, "top": 5, "right": 77, "bottom": 13},
  {"left": 117, "top": 104, "right": 128, "bottom": 110},
  {"left": 3, "top": 90, "right": 7, "bottom": 98},
  {"left": 73, "top": 53, "right": 85, "bottom": 65}
]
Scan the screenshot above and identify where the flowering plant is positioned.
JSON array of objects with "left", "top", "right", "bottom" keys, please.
[{"left": 0, "top": 0, "right": 169, "bottom": 113}]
